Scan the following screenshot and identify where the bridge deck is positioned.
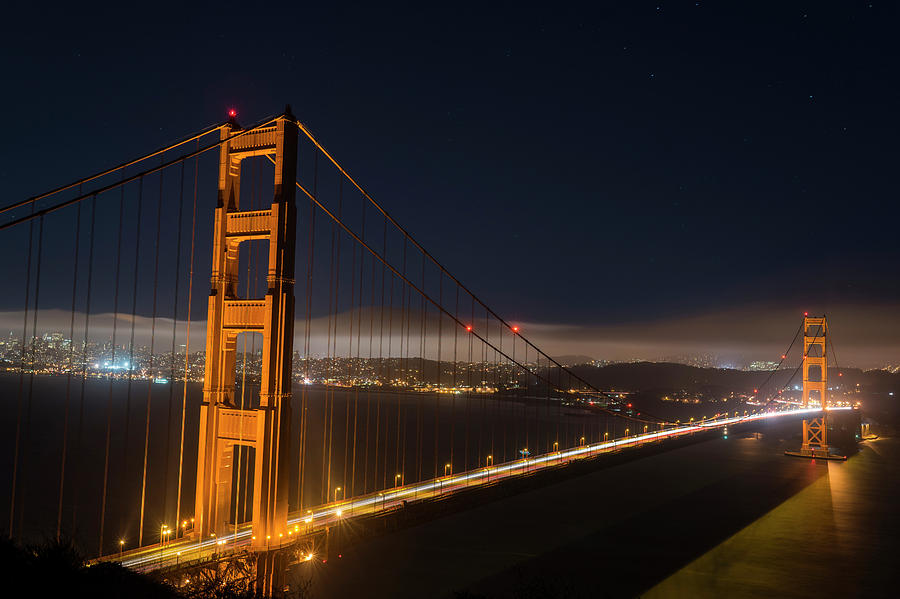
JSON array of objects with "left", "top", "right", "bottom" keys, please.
[{"left": 106, "top": 407, "right": 844, "bottom": 571}]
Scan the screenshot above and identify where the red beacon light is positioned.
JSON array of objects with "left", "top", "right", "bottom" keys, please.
[
  {"left": 465, "top": 325, "right": 472, "bottom": 332},
  {"left": 804, "top": 311, "right": 809, "bottom": 317},
  {"left": 227, "top": 108, "right": 237, "bottom": 119},
  {"left": 511, "top": 326, "right": 519, "bottom": 333}
]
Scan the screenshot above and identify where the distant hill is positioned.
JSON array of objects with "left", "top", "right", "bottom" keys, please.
[
  {"left": 551, "top": 355, "right": 594, "bottom": 367},
  {"left": 565, "top": 361, "right": 900, "bottom": 395}
]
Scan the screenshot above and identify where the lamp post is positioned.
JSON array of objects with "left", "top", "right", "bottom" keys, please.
[
  {"left": 119, "top": 539, "right": 124, "bottom": 558},
  {"left": 334, "top": 487, "right": 342, "bottom": 503},
  {"left": 486, "top": 455, "right": 493, "bottom": 482},
  {"left": 159, "top": 525, "right": 170, "bottom": 563},
  {"left": 395, "top": 473, "right": 402, "bottom": 488}
]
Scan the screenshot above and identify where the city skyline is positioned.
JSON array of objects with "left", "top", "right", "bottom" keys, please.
[{"left": 2, "top": 300, "right": 898, "bottom": 369}]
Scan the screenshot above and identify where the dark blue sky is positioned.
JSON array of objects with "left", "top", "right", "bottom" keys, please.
[{"left": 2, "top": 2, "right": 898, "bottom": 359}]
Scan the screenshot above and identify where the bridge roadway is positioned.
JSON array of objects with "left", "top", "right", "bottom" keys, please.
[{"left": 107, "top": 406, "right": 850, "bottom": 572}]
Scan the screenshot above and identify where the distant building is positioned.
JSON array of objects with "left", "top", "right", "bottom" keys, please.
[{"left": 747, "top": 360, "right": 779, "bottom": 371}]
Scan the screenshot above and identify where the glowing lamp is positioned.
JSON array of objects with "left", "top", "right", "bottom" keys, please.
[
  {"left": 465, "top": 325, "right": 472, "bottom": 332},
  {"left": 228, "top": 108, "right": 237, "bottom": 118},
  {"left": 512, "top": 326, "right": 519, "bottom": 333}
]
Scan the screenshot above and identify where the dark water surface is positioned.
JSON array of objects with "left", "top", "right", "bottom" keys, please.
[
  {"left": 303, "top": 425, "right": 899, "bottom": 598},
  {"left": 0, "top": 372, "right": 618, "bottom": 554}
]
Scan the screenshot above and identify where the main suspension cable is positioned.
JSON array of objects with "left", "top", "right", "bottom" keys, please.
[
  {"left": 0, "top": 122, "right": 226, "bottom": 216},
  {"left": 293, "top": 121, "right": 619, "bottom": 405},
  {"left": 1, "top": 115, "right": 280, "bottom": 231}
]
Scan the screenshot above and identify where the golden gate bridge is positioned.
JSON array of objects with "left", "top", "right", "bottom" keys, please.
[{"left": 0, "top": 107, "right": 852, "bottom": 593}]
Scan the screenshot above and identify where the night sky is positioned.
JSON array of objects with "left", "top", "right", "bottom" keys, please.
[{"left": 2, "top": 2, "right": 898, "bottom": 366}]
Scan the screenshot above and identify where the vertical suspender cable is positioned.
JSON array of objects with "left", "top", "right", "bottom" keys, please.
[
  {"left": 164, "top": 160, "right": 186, "bottom": 530},
  {"left": 57, "top": 200, "right": 82, "bottom": 542},
  {"left": 122, "top": 178, "right": 145, "bottom": 516},
  {"left": 9, "top": 205, "right": 34, "bottom": 539},
  {"left": 100, "top": 181, "right": 126, "bottom": 548},
  {"left": 433, "top": 274, "right": 442, "bottom": 480},
  {"left": 72, "top": 195, "right": 97, "bottom": 536},
  {"left": 451, "top": 285, "right": 458, "bottom": 473},
  {"left": 350, "top": 201, "right": 366, "bottom": 498},
  {"left": 17, "top": 214, "right": 45, "bottom": 537},
  {"left": 175, "top": 145, "right": 199, "bottom": 532},
  {"left": 385, "top": 272, "right": 395, "bottom": 489},
  {"left": 364, "top": 249, "right": 376, "bottom": 493},
  {"left": 135, "top": 165, "right": 164, "bottom": 548},
  {"left": 298, "top": 163, "right": 315, "bottom": 511}
]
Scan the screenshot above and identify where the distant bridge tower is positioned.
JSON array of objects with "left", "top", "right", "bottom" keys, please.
[
  {"left": 194, "top": 110, "right": 297, "bottom": 562},
  {"left": 800, "top": 315, "right": 829, "bottom": 457}
]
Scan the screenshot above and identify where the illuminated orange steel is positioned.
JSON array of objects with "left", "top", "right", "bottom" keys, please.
[
  {"left": 194, "top": 112, "right": 297, "bottom": 565},
  {"left": 799, "top": 315, "right": 829, "bottom": 457}
]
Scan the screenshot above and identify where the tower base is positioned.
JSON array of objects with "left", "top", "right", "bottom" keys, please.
[{"left": 784, "top": 449, "right": 846, "bottom": 460}]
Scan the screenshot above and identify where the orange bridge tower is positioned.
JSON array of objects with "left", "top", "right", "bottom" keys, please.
[
  {"left": 788, "top": 314, "right": 833, "bottom": 459},
  {"left": 194, "top": 111, "right": 297, "bottom": 554}
]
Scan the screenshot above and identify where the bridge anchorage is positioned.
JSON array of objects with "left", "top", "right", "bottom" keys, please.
[{"left": 784, "top": 315, "right": 847, "bottom": 461}]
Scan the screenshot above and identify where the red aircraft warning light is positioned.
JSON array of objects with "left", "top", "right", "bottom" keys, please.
[
  {"left": 228, "top": 108, "right": 237, "bottom": 118},
  {"left": 512, "top": 326, "right": 519, "bottom": 333},
  {"left": 465, "top": 325, "right": 472, "bottom": 332}
]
